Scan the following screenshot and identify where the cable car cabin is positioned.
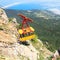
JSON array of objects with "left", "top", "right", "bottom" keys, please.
[
  {"left": 18, "top": 14, "right": 36, "bottom": 42},
  {"left": 18, "top": 27, "right": 36, "bottom": 42}
]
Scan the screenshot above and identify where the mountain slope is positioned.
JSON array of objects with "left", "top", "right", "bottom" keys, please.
[
  {"left": 0, "top": 8, "right": 52, "bottom": 60},
  {"left": 5, "top": 9, "right": 60, "bottom": 51}
]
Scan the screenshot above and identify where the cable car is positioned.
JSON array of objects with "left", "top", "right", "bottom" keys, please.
[{"left": 18, "top": 14, "right": 36, "bottom": 42}]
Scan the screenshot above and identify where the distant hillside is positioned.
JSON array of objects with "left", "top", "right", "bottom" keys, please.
[{"left": 5, "top": 9, "right": 60, "bottom": 51}]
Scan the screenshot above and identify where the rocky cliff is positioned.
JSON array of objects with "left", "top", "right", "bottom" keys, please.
[{"left": 0, "top": 8, "right": 52, "bottom": 60}]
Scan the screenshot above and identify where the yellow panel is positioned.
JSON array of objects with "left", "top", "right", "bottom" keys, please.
[
  {"left": 30, "top": 27, "right": 35, "bottom": 31},
  {"left": 19, "top": 34, "right": 36, "bottom": 42},
  {"left": 18, "top": 27, "right": 35, "bottom": 34},
  {"left": 18, "top": 29, "right": 23, "bottom": 34}
]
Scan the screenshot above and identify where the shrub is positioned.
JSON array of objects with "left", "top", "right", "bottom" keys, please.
[
  {"left": 31, "top": 35, "right": 38, "bottom": 43},
  {"left": 9, "top": 18, "right": 13, "bottom": 22},
  {"left": 0, "top": 26, "right": 3, "bottom": 30}
]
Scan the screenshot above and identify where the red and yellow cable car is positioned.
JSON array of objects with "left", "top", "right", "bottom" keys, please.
[{"left": 18, "top": 14, "right": 36, "bottom": 42}]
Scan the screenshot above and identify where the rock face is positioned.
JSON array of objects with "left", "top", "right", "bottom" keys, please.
[
  {"left": 0, "top": 8, "right": 18, "bottom": 43},
  {"left": 0, "top": 8, "right": 8, "bottom": 24},
  {"left": 0, "top": 8, "right": 52, "bottom": 60},
  {"left": 0, "top": 42, "right": 38, "bottom": 60}
]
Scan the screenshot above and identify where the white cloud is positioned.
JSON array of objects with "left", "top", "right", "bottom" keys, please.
[
  {"left": 49, "top": 8, "right": 60, "bottom": 15},
  {"left": 1, "top": 0, "right": 32, "bottom": 8},
  {"left": 32, "top": 0, "right": 60, "bottom": 3},
  {"left": 0, "top": 0, "right": 60, "bottom": 9},
  {"left": 2, "top": 2, "right": 23, "bottom": 9}
]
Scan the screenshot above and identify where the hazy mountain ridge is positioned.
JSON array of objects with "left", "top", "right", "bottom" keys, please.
[{"left": 5, "top": 9, "right": 60, "bottom": 19}]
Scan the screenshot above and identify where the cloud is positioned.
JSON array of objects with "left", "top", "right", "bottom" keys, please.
[
  {"left": 1, "top": 0, "right": 32, "bottom": 9},
  {"left": 0, "top": 0, "right": 60, "bottom": 9},
  {"left": 49, "top": 8, "right": 60, "bottom": 15},
  {"left": 31, "top": 0, "right": 60, "bottom": 3},
  {"left": 2, "top": 2, "right": 23, "bottom": 9}
]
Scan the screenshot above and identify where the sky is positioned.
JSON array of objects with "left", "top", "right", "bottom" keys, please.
[{"left": 0, "top": 0, "right": 60, "bottom": 10}]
